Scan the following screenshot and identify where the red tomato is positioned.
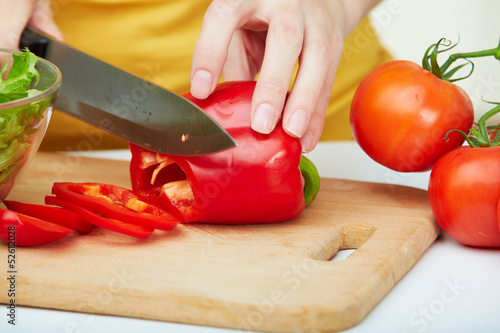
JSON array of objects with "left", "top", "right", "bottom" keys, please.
[
  {"left": 350, "top": 60, "right": 474, "bottom": 172},
  {"left": 428, "top": 146, "right": 500, "bottom": 247},
  {"left": 0, "top": 208, "right": 74, "bottom": 247}
]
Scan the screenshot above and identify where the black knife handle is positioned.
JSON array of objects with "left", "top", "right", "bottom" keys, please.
[{"left": 20, "top": 26, "right": 49, "bottom": 58}]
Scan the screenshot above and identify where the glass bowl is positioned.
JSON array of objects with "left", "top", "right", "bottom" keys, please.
[{"left": 0, "top": 49, "right": 62, "bottom": 201}]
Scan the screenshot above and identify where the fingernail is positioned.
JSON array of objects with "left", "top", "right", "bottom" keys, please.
[
  {"left": 286, "top": 109, "right": 308, "bottom": 137},
  {"left": 252, "top": 103, "right": 275, "bottom": 134},
  {"left": 191, "top": 70, "right": 213, "bottom": 98},
  {"left": 300, "top": 131, "right": 316, "bottom": 153}
]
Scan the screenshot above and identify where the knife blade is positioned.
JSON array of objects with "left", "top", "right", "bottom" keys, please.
[{"left": 20, "top": 25, "right": 237, "bottom": 155}]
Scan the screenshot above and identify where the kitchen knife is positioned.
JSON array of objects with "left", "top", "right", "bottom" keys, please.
[{"left": 20, "top": 25, "right": 237, "bottom": 155}]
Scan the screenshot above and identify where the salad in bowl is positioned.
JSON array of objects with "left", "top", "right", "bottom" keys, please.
[{"left": 0, "top": 48, "right": 61, "bottom": 201}]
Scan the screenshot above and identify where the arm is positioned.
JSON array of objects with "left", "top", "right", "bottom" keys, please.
[{"left": 190, "top": 0, "right": 383, "bottom": 152}]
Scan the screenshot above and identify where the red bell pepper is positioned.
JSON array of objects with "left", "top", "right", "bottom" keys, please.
[
  {"left": 51, "top": 182, "right": 179, "bottom": 230},
  {"left": 0, "top": 208, "right": 74, "bottom": 247},
  {"left": 3, "top": 200, "right": 94, "bottom": 233},
  {"left": 45, "top": 195, "right": 154, "bottom": 239},
  {"left": 129, "top": 81, "right": 320, "bottom": 224}
]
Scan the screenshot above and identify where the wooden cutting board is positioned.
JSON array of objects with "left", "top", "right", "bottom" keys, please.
[{"left": 0, "top": 152, "right": 440, "bottom": 332}]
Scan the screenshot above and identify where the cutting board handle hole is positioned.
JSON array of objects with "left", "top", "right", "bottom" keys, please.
[
  {"left": 318, "top": 223, "right": 376, "bottom": 262},
  {"left": 329, "top": 248, "right": 356, "bottom": 261}
]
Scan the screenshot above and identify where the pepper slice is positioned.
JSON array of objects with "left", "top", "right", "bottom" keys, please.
[
  {"left": 45, "top": 196, "right": 154, "bottom": 239},
  {"left": 0, "top": 208, "right": 74, "bottom": 246},
  {"left": 3, "top": 200, "right": 94, "bottom": 233},
  {"left": 129, "top": 81, "right": 320, "bottom": 224},
  {"left": 51, "top": 182, "right": 179, "bottom": 230}
]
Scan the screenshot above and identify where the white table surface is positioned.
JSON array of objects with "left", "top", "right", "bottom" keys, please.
[{"left": 2, "top": 141, "right": 500, "bottom": 333}]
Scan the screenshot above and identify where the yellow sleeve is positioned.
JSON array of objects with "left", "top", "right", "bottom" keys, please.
[{"left": 43, "top": 0, "right": 391, "bottom": 151}]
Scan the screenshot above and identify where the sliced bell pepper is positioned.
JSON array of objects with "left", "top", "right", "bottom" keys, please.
[
  {"left": 0, "top": 208, "right": 74, "bottom": 247},
  {"left": 129, "top": 81, "right": 320, "bottom": 224},
  {"left": 3, "top": 200, "right": 94, "bottom": 233},
  {"left": 51, "top": 182, "right": 179, "bottom": 230},
  {"left": 45, "top": 195, "right": 154, "bottom": 239}
]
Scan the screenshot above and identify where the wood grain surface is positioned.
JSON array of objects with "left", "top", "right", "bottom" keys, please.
[{"left": 0, "top": 152, "right": 440, "bottom": 332}]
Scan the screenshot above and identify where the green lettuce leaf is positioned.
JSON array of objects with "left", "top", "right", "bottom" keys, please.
[{"left": 0, "top": 49, "right": 40, "bottom": 102}]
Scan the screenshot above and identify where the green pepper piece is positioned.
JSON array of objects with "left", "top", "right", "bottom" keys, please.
[{"left": 300, "top": 155, "right": 320, "bottom": 206}]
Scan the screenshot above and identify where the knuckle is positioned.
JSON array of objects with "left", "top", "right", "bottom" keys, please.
[
  {"left": 307, "top": 36, "right": 332, "bottom": 62},
  {"left": 194, "top": 43, "right": 221, "bottom": 61},
  {"left": 257, "top": 77, "right": 288, "bottom": 98},
  {"left": 298, "top": 87, "right": 320, "bottom": 107},
  {"left": 206, "top": 0, "right": 242, "bottom": 18},
  {"left": 272, "top": 21, "right": 303, "bottom": 48}
]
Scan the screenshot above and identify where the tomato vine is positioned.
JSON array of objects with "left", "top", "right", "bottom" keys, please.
[
  {"left": 422, "top": 37, "right": 500, "bottom": 82},
  {"left": 445, "top": 102, "right": 500, "bottom": 147}
]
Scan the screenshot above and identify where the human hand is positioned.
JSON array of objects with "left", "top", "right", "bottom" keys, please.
[
  {"left": 190, "top": 0, "right": 378, "bottom": 152},
  {"left": 0, "top": 0, "right": 64, "bottom": 50}
]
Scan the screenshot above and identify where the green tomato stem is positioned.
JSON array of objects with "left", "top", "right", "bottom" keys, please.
[
  {"left": 441, "top": 48, "right": 499, "bottom": 73},
  {"left": 422, "top": 37, "right": 500, "bottom": 82},
  {"left": 477, "top": 103, "right": 500, "bottom": 140},
  {"left": 447, "top": 103, "right": 500, "bottom": 148},
  {"left": 443, "top": 129, "right": 476, "bottom": 146}
]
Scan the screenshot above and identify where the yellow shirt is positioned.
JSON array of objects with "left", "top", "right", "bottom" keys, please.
[{"left": 42, "top": 0, "right": 391, "bottom": 151}]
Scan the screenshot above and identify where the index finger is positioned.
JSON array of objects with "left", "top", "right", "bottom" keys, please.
[{"left": 190, "top": 0, "right": 248, "bottom": 99}]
